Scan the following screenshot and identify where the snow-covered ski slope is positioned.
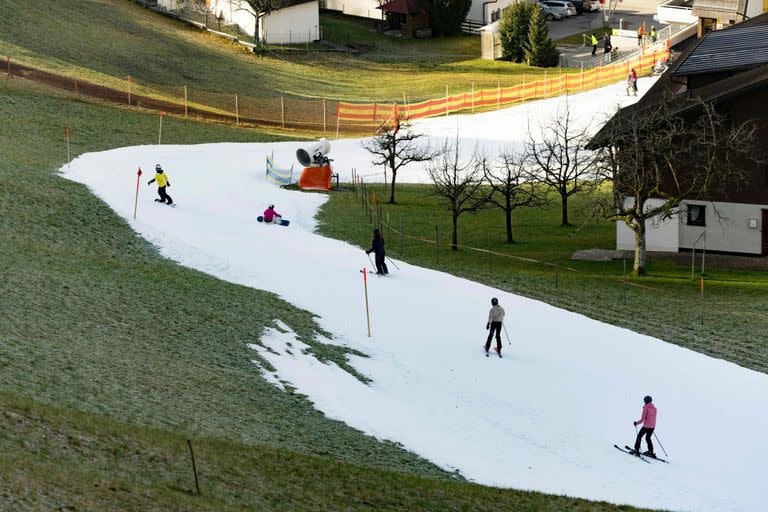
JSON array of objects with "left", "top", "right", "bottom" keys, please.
[{"left": 63, "top": 79, "right": 768, "bottom": 512}]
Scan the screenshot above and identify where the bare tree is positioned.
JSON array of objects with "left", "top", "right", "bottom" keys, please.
[
  {"left": 483, "top": 149, "right": 545, "bottom": 243},
  {"left": 592, "top": 102, "right": 757, "bottom": 275},
  {"left": 526, "top": 101, "right": 602, "bottom": 226},
  {"left": 427, "top": 139, "right": 488, "bottom": 250},
  {"left": 361, "top": 113, "right": 433, "bottom": 204},
  {"left": 235, "top": 0, "right": 284, "bottom": 44},
  {"left": 191, "top": 0, "right": 212, "bottom": 26}
]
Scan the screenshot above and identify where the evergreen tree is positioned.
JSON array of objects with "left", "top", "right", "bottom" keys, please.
[
  {"left": 523, "top": 7, "right": 560, "bottom": 67},
  {"left": 498, "top": 1, "right": 535, "bottom": 62},
  {"left": 429, "top": 0, "right": 472, "bottom": 36}
]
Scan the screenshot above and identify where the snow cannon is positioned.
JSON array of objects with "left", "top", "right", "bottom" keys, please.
[{"left": 297, "top": 138, "right": 334, "bottom": 191}]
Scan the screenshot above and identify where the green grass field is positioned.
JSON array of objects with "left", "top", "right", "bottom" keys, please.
[
  {"left": 0, "top": 77, "right": 662, "bottom": 510},
  {"left": 0, "top": 0, "right": 575, "bottom": 103},
  {"left": 317, "top": 184, "right": 768, "bottom": 373}
]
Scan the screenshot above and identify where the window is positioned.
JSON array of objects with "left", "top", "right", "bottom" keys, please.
[{"left": 687, "top": 204, "right": 706, "bottom": 226}]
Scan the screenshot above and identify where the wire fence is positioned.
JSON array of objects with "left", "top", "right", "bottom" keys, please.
[{"left": 348, "top": 172, "right": 768, "bottom": 369}]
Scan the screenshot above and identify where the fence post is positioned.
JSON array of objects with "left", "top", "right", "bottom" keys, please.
[
  {"left": 522, "top": 75, "right": 526, "bottom": 103},
  {"left": 184, "top": 85, "right": 188, "bottom": 116},
  {"left": 335, "top": 99, "right": 340, "bottom": 138},
  {"left": 623, "top": 259, "right": 627, "bottom": 305},
  {"left": 322, "top": 98, "right": 327, "bottom": 134},
  {"left": 580, "top": 62, "right": 584, "bottom": 91},
  {"left": 435, "top": 225, "right": 439, "bottom": 265},
  {"left": 127, "top": 76, "right": 132, "bottom": 106},
  {"left": 497, "top": 80, "right": 501, "bottom": 110},
  {"left": 445, "top": 84, "right": 449, "bottom": 116},
  {"left": 488, "top": 230, "right": 492, "bottom": 273},
  {"left": 399, "top": 214, "right": 403, "bottom": 257},
  {"left": 700, "top": 276, "right": 705, "bottom": 326},
  {"left": 235, "top": 94, "right": 239, "bottom": 124},
  {"left": 544, "top": 70, "right": 548, "bottom": 96},
  {"left": 471, "top": 81, "right": 475, "bottom": 113},
  {"left": 6, "top": 56, "right": 10, "bottom": 79},
  {"left": 280, "top": 95, "right": 285, "bottom": 129}
]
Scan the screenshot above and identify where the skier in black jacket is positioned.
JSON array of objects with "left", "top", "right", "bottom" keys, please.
[{"left": 365, "top": 228, "right": 388, "bottom": 275}]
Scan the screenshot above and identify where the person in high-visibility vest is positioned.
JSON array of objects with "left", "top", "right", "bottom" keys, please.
[
  {"left": 591, "top": 33, "right": 599, "bottom": 56},
  {"left": 148, "top": 164, "right": 173, "bottom": 205},
  {"left": 650, "top": 26, "right": 658, "bottom": 43}
]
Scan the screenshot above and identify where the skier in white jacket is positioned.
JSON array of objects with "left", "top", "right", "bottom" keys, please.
[{"left": 485, "top": 298, "right": 505, "bottom": 357}]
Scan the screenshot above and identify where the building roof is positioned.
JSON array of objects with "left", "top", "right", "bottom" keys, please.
[
  {"left": 377, "top": 0, "right": 428, "bottom": 14},
  {"left": 672, "top": 24, "right": 768, "bottom": 76},
  {"left": 691, "top": 0, "right": 745, "bottom": 19}
]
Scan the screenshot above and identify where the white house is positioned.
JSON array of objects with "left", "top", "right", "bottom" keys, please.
[
  {"left": 158, "top": 0, "right": 321, "bottom": 44},
  {"left": 321, "top": 0, "right": 384, "bottom": 20},
  {"left": 320, "top": 0, "right": 510, "bottom": 25}
]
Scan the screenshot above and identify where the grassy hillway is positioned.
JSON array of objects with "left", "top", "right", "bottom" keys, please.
[
  {"left": 0, "top": 78, "right": 659, "bottom": 511},
  {"left": 317, "top": 184, "right": 768, "bottom": 373},
  {"left": 0, "top": 0, "right": 575, "bottom": 103}
]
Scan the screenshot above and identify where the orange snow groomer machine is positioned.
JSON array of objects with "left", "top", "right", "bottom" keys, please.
[{"left": 296, "top": 138, "right": 334, "bottom": 191}]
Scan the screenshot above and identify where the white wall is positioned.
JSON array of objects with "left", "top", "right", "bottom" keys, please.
[
  {"left": 206, "top": 0, "right": 319, "bottom": 43},
  {"left": 471, "top": 0, "right": 517, "bottom": 24},
  {"left": 656, "top": 0, "right": 697, "bottom": 24},
  {"left": 323, "top": 0, "right": 384, "bottom": 20},
  {"left": 678, "top": 201, "right": 768, "bottom": 255},
  {"left": 616, "top": 197, "right": 680, "bottom": 252},
  {"left": 262, "top": 1, "right": 320, "bottom": 43}
]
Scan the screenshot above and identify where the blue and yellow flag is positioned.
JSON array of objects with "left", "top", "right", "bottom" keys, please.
[{"left": 266, "top": 152, "right": 294, "bottom": 185}]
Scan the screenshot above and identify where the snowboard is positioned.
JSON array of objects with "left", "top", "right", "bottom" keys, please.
[
  {"left": 257, "top": 215, "right": 290, "bottom": 227},
  {"left": 154, "top": 199, "right": 177, "bottom": 207}
]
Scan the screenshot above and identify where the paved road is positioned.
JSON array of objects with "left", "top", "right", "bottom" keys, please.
[{"left": 548, "top": 0, "right": 664, "bottom": 40}]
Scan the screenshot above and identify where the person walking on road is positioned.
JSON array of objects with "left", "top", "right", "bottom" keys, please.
[
  {"left": 485, "top": 298, "right": 505, "bottom": 357},
  {"left": 148, "top": 164, "right": 173, "bottom": 205},
  {"left": 633, "top": 395, "right": 657, "bottom": 458},
  {"left": 591, "top": 33, "right": 599, "bottom": 56},
  {"left": 365, "top": 228, "right": 388, "bottom": 275}
]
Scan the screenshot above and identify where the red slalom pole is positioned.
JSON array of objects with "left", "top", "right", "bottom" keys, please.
[
  {"left": 363, "top": 267, "right": 371, "bottom": 338},
  {"left": 133, "top": 167, "right": 142, "bottom": 220}
]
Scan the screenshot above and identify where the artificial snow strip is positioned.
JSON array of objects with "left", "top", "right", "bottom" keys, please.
[{"left": 62, "top": 78, "right": 768, "bottom": 512}]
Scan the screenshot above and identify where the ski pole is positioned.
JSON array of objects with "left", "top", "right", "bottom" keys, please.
[
  {"left": 653, "top": 432, "right": 668, "bottom": 458},
  {"left": 502, "top": 324, "right": 511, "bottom": 346},
  {"left": 385, "top": 255, "right": 400, "bottom": 270},
  {"left": 366, "top": 252, "right": 375, "bottom": 268}
]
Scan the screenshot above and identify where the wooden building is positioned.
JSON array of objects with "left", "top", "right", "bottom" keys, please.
[{"left": 591, "top": 13, "right": 768, "bottom": 255}]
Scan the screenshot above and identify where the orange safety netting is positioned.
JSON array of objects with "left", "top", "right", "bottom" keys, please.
[{"left": 337, "top": 50, "right": 667, "bottom": 125}]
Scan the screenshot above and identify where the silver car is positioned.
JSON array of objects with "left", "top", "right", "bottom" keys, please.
[
  {"left": 542, "top": 0, "right": 577, "bottom": 17},
  {"left": 540, "top": 3, "right": 564, "bottom": 20}
]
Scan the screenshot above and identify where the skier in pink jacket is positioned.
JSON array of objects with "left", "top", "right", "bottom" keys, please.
[{"left": 633, "top": 395, "right": 657, "bottom": 457}]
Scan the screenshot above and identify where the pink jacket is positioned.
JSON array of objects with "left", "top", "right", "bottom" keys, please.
[
  {"left": 263, "top": 207, "right": 279, "bottom": 222},
  {"left": 636, "top": 403, "right": 657, "bottom": 428}
]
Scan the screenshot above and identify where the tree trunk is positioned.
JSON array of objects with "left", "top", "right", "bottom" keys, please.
[
  {"left": 560, "top": 192, "right": 569, "bottom": 226},
  {"left": 451, "top": 215, "right": 459, "bottom": 250},
  {"left": 632, "top": 221, "right": 647, "bottom": 275},
  {"left": 505, "top": 206, "right": 514, "bottom": 243},
  {"left": 389, "top": 169, "right": 397, "bottom": 204}
]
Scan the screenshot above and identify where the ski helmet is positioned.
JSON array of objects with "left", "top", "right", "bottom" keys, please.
[
  {"left": 268, "top": 204, "right": 274, "bottom": 209},
  {"left": 644, "top": 395, "right": 652, "bottom": 404},
  {"left": 491, "top": 298, "right": 499, "bottom": 306},
  {"left": 155, "top": 164, "right": 162, "bottom": 171}
]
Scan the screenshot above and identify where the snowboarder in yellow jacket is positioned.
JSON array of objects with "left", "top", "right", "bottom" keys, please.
[{"left": 148, "top": 164, "right": 173, "bottom": 205}]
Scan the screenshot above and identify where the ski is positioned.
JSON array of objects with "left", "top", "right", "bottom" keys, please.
[
  {"left": 625, "top": 446, "right": 668, "bottom": 463},
  {"left": 614, "top": 445, "right": 650, "bottom": 463}
]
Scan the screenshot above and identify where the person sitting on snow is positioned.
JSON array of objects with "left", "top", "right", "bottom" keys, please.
[{"left": 263, "top": 204, "right": 281, "bottom": 223}]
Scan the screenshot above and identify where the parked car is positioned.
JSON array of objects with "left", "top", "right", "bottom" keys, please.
[
  {"left": 540, "top": 3, "right": 564, "bottom": 20},
  {"left": 542, "top": 0, "right": 577, "bottom": 17},
  {"left": 571, "top": 0, "right": 600, "bottom": 13}
]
